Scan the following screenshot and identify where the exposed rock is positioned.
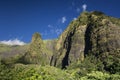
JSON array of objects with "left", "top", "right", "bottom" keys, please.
[
  {"left": 51, "top": 11, "right": 120, "bottom": 68},
  {"left": 51, "top": 12, "right": 89, "bottom": 68}
]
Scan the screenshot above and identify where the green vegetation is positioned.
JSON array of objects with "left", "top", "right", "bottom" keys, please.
[
  {"left": 0, "top": 62, "right": 120, "bottom": 80},
  {"left": 20, "top": 33, "right": 52, "bottom": 65},
  {"left": 0, "top": 11, "right": 120, "bottom": 79},
  {"left": 0, "top": 44, "right": 11, "bottom": 53},
  {"left": 0, "top": 44, "right": 28, "bottom": 64}
]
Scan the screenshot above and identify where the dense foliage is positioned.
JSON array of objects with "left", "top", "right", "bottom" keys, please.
[{"left": 0, "top": 62, "right": 120, "bottom": 80}]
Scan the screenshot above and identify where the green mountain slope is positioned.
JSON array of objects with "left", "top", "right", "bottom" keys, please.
[
  {"left": 0, "top": 44, "right": 28, "bottom": 64},
  {"left": 51, "top": 11, "right": 120, "bottom": 69},
  {"left": 21, "top": 32, "right": 52, "bottom": 65}
]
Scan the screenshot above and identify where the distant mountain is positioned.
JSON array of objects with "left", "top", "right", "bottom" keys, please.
[{"left": 0, "top": 44, "right": 28, "bottom": 64}]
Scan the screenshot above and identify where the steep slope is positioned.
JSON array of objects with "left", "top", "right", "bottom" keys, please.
[
  {"left": 51, "top": 11, "right": 120, "bottom": 69},
  {"left": 51, "top": 12, "right": 89, "bottom": 68},
  {"left": 84, "top": 12, "right": 120, "bottom": 73},
  {"left": 43, "top": 39, "right": 57, "bottom": 54},
  {"left": 21, "top": 33, "right": 52, "bottom": 65},
  {"left": 84, "top": 11, "right": 120, "bottom": 56}
]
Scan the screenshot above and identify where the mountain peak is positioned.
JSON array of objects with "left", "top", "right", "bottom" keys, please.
[
  {"left": 32, "top": 32, "right": 42, "bottom": 43},
  {"left": 80, "top": 11, "right": 104, "bottom": 16},
  {"left": 90, "top": 11, "right": 104, "bottom": 15}
]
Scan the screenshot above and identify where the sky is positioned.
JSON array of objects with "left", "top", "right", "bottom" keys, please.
[{"left": 0, "top": 0, "right": 120, "bottom": 45}]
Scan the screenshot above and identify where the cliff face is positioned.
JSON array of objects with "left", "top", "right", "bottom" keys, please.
[
  {"left": 51, "top": 12, "right": 89, "bottom": 68},
  {"left": 85, "top": 16, "right": 120, "bottom": 56},
  {"left": 51, "top": 11, "right": 120, "bottom": 68},
  {"left": 22, "top": 33, "right": 52, "bottom": 65}
]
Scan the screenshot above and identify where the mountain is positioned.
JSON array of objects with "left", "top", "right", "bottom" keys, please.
[
  {"left": 20, "top": 32, "right": 52, "bottom": 65},
  {"left": 51, "top": 11, "right": 120, "bottom": 69},
  {"left": 0, "top": 44, "right": 28, "bottom": 64},
  {"left": 0, "top": 11, "right": 120, "bottom": 79},
  {"left": 43, "top": 39, "right": 57, "bottom": 55}
]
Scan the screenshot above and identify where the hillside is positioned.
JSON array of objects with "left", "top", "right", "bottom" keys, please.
[
  {"left": 19, "top": 33, "right": 52, "bottom": 65},
  {"left": 0, "top": 11, "right": 120, "bottom": 80},
  {"left": 0, "top": 44, "right": 28, "bottom": 64},
  {"left": 51, "top": 11, "right": 120, "bottom": 69}
]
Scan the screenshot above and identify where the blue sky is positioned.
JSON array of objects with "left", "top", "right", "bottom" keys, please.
[{"left": 0, "top": 0, "right": 120, "bottom": 43}]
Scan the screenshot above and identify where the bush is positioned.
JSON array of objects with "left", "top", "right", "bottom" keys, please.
[{"left": 80, "top": 71, "right": 120, "bottom": 80}]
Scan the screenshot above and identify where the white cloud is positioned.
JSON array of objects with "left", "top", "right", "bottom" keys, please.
[
  {"left": 61, "top": 17, "right": 66, "bottom": 23},
  {"left": 49, "top": 27, "right": 62, "bottom": 35},
  {"left": 55, "top": 29, "right": 62, "bottom": 35},
  {"left": 82, "top": 4, "right": 87, "bottom": 11},
  {"left": 41, "top": 30, "right": 48, "bottom": 36},
  {"left": 41, "top": 28, "right": 62, "bottom": 38},
  {"left": 0, "top": 39, "right": 26, "bottom": 46},
  {"left": 48, "top": 24, "right": 53, "bottom": 28},
  {"left": 73, "top": 17, "right": 77, "bottom": 20}
]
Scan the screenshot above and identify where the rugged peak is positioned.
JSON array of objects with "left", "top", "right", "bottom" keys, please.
[
  {"left": 90, "top": 11, "right": 104, "bottom": 15},
  {"left": 80, "top": 11, "right": 89, "bottom": 16},
  {"left": 79, "top": 11, "right": 104, "bottom": 17},
  {"left": 32, "top": 32, "right": 42, "bottom": 43},
  {"left": 21, "top": 32, "right": 52, "bottom": 65}
]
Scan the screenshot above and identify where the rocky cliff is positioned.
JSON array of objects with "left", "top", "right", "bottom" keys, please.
[{"left": 51, "top": 11, "right": 120, "bottom": 68}]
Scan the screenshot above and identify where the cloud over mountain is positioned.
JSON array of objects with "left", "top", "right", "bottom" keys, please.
[
  {"left": 0, "top": 39, "right": 26, "bottom": 45},
  {"left": 61, "top": 17, "right": 67, "bottom": 23},
  {"left": 82, "top": 4, "right": 87, "bottom": 11}
]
